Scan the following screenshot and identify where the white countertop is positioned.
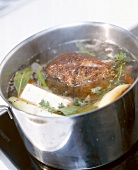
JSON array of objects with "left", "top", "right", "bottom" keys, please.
[
  {"left": 0, "top": 0, "right": 138, "bottom": 62},
  {"left": 0, "top": 0, "right": 138, "bottom": 169}
]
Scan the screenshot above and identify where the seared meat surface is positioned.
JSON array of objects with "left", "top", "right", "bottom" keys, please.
[{"left": 44, "top": 52, "right": 131, "bottom": 99}]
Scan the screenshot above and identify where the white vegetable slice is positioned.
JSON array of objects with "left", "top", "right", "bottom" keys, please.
[
  {"left": 19, "top": 84, "right": 73, "bottom": 109},
  {"left": 8, "top": 96, "right": 59, "bottom": 116},
  {"left": 97, "top": 84, "right": 130, "bottom": 108}
]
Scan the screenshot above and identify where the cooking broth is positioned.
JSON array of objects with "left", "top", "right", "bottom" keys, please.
[{"left": 7, "top": 40, "right": 138, "bottom": 116}]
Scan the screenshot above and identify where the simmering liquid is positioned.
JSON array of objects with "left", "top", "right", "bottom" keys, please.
[{"left": 7, "top": 39, "right": 138, "bottom": 115}]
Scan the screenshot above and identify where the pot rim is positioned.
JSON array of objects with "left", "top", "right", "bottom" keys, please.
[{"left": 0, "top": 21, "right": 138, "bottom": 119}]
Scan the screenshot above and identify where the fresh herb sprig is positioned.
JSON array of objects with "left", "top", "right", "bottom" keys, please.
[
  {"left": 39, "top": 99, "right": 79, "bottom": 116},
  {"left": 39, "top": 99, "right": 56, "bottom": 113},
  {"left": 110, "top": 51, "right": 126, "bottom": 84}
]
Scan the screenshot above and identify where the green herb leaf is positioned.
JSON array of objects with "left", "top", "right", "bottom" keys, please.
[
  {"left": 73, "top": 97, "right": 85, "bottom": 106},
  {"left": 59, "top": 106, "right": 79, "bottom": 116},
  {"left": 114, "top": 51, "right": 125, "bottom": 61},
  {"left": 91, "top": 87, "right": 102, "bottom": 94},
  {"left": 39, "top": 99, "right": 49, "bottom": 108},
  {"left": 48, "top": 107, "right": 56, "bottom": 113},
  {"left": 58, "top": 103, "right": 65, "bottom": 108},
  {"left": 14, "top": 66, "right": 32, "bottom": 96},
  {"left": 76, "top": 103, "right": 97, "bottom": 113},
  {"left": 39, "top": 99, "right": 56, "bottom": 113},
  {"left": 110, "top": 51, "right": 126, "bottom": 84}
]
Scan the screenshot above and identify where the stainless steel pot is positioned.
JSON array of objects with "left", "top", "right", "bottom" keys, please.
[{"left": 0, "top": 22, "right": 138, "bottom": 170}]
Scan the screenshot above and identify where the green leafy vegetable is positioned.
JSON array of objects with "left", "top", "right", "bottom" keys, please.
[
  {"left": 91, "top": 87, "right": 102, "bottom": 94},
  {"left": 59, "top": 106, "right": 79, "bottom": 116},
  {"left": 14, "top": 66, "right": 32, "bottom": 96}
]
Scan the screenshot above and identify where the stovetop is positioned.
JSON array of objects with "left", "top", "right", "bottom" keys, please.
[{"left": 1, "top": 109, "right": 138, "bottom": 170}]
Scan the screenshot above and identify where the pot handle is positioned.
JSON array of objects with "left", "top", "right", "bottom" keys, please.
[{"left": 0, "top": 105, "right": 13, "bottom": 119}]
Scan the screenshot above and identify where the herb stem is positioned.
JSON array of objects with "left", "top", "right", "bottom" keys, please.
[
  {"left": 36, "top": 70, "right": 47, "bottom": 86},
  {"left": 117, "top": 64, "right": 123, "bottom": 82}
]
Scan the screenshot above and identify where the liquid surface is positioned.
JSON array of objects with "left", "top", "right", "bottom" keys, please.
[{"left": 7, "top": 39, "right": 138, "bottom": 116}]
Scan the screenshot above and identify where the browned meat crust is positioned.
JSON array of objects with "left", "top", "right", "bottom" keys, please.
[{"left": 43, "top": 52, "right": 131, "bottom": 99}]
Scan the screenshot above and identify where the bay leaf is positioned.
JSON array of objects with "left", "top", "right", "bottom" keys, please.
[
  {"left": 14, "top": 66, "right": 32, "bottom": 96},
  {"left": 59, "top": 106, "right": 79, "bottom": 116},
  {"left": 76, "top": 103, "right": 96, "bottom": 113}
]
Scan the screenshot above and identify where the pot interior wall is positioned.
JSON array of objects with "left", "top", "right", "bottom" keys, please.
[{"left": 0, "top": 22, "right": 138, "bottom": 98}]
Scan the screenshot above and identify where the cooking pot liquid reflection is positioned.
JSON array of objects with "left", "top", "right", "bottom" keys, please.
[{"left": 13, "top": 111, "right": 74, "bottom": 152}]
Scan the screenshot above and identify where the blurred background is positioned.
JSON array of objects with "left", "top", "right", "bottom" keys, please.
[{"left": 0, "top": 0, "right": 138, "bottom": 62}]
